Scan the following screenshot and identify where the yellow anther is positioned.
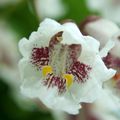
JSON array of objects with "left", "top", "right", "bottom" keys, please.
[
  {"left": 63, "top": 74, "right": 73, "bottom": 89},
  {"left": 57, "top": 36, "right": 62, "bottom": 41},
  {"left": 42, "top": 66, "right": 53, "bottom": 77}
]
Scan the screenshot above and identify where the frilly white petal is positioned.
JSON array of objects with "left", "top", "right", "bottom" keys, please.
[
  {"left": 79, "top": 36, "right": 100, "bottom": 65},
  {"left": 91, "top": 55, "right": 116, "bottom": 82},
  {"left": 36, "top": 18, "right": 61, "bottom": 42},
  {"left": 61, "top": 31, "right": 81, "bottom": 45},
  {"left": 71, "top": 42, "right": 115, "bottom": 103},
  {"left": 63, "top": 22, "right": 83, "bottom": 39},
  {"left": 100, "top": 40, "right": 115, "bottom": 58},
  {"left": 19, "top": 59, "right": 42, "bottom": 81},
  {"left": 21, "top": 78, "right": 81, "bottom": 114},
  {"left": 19, "top": 18, "right": 62, "bottom": 57},
  {"left": 30, "top": 18, "right": 61, "bottom": 41},
  {"left": 70, "top": 62, "right": 115, "bottom": 103},
  {"left": 70, "top": 76, "right": 103, "bottom": 103},
  {"left": 61, "top": 22, "right": 85, "bottom": 45},
  {"left": 19, "top": 38, "right": 30, "bottom": 57},
  {"left": 20, "top": 58, "right": 81, "bottom": 114},
  {"left": 84, "top": 36, "right": 100, "bottom": 52}
]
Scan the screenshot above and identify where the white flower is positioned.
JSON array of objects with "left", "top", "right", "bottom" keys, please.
[
  {"left": 86, "top": 0, "right": 120, "bottom": 23},
  {"left": 19, "top": 18, "right": 115, "bottom": 114},
  {"left": 34, "top": 0, "right": 67, "bottom": 20},
  {"left": 81, "top": 17, "right": 120, "bottom": 58},
  {"left": 88, "top": 89, "right": 120, "bottom": 120},
  {"left": 81, "top": 17, "right": 120, "bottom": 114}
]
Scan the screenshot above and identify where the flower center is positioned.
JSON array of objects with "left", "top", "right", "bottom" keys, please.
[
  {"left": 31, "top": 31, "right": 91, "bottom": 93},
  {"left": 42, "top": 65, "right": 73, "bottom": 89}
]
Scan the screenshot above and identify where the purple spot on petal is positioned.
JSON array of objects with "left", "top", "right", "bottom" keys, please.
[
  {"left": 31, "top": 47, "right": 49, "bottom": 68},
  {"left": 44, "top": 73, "right": 66, "bottom": 94},
  {"left": 69, "top": 61, "right": 91, "bottom": 83}
]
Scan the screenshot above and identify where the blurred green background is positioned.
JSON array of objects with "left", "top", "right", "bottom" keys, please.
[
  {"left": 0, "top": 0, "right": 94, "bottom": 38},
  {"left": 0, "top": 0, "right": 95, "bottom": 120}
]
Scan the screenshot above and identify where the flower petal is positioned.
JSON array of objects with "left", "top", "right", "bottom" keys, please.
[
  {"left": 19, "top": 43, "right": 81, "bottom": 114},
  {"left": 63, "top": 22, "right": 83, "bottom": 38},
  {"left": 21, "top": 76, "right": 81, "bottom": 114},
  {"left": 100, "top": 40, "right": 115, "bottom": 58},
  {"left": 69, "top": 35, "right": 115, "bottom": 103},
  {"left": 79, "top": 36, "right": 100, "bottom": 65},
  {"left": 61, "top": 22, "right": 84, "bottom": 45},
  {"left": 19, "top": 18, "right": 61, "bottom": 57},
  {"left": 19, "top": 59, "right": 42, "bottom": 81}
]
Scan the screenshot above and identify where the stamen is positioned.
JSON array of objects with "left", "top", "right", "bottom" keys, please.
[
  {"left": 63, "top": 74, "right": 73, "bottom": 89},
  {"left": 42, "top": 65, "right": 53, "bottom": 77}
]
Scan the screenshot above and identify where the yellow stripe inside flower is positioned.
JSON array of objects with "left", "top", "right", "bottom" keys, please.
[
  {"left": 42, "top": 65, "right": 53, "bottom": 77},
  {"left": 42, "top": 65, "right": 73, "bottom": 89},
  {"left": 63, "top": 74, "right": 73, "bottom": 89}
]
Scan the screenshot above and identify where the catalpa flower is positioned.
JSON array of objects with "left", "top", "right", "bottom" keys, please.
[
  {"left": 19, "top": 18, "right": 115, "bottom": 114},
  {"left": 86, "top": 0, "right": 120, "bottom": 24}
]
